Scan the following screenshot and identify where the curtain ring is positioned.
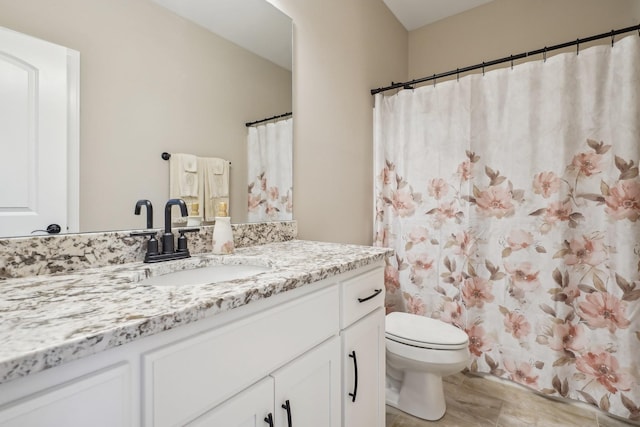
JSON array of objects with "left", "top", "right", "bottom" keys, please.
[
  {"left": 611, "top": 30, "right": 615, "bottom": 47},
  {"left": 510, "top": 54, "right": 514, "bottom": 70},
  {"left": 576, "top": 38, "right": 580, "bottom": 55},
  {"left": 456, "top": 68, "right": 459, "bottom": 82},
  {"left": 482, "top": 61, "right": 485, "bottom": 76},
  {"left": 543, "top": 47, "right": 547, "bottom": 62},
  {"left": 433, "top": 74, "right": 436, "bottom": 87}
]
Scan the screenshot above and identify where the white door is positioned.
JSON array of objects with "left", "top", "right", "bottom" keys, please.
[
  {"left": 272, "top": 337, "right": 341, "bottom": 427},
  {"left": 0, "top": 26, "right": 79, "bottom": 237},
  {"left": 341, "top": 308, "right": 385, "bottom": 427}
]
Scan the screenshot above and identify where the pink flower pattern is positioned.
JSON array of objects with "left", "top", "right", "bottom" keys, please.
[
  {"left": 375, "top": 138, "right": 640, "bottom": 421},
  {"left": 547, "top": 322, "right": 587, "bottom": 353},
  {"left": 440, "top": 301, "right": 464, "bottom": 328},
  {"left": 428, "top": 178, "right": 449, "bottom": 200},
  {"left": 533, "top": 171, "right": 561, "bottom": 198},
  {"left": 248, "top": 172, "right": 292, "bottom": 221},
  {"left": 578, "top": 292, "right": 631, "bottom": 333},
  {"left": 563, "top": 236, "right": 607, "bottom": 267},
  {"left": 605, "top": 180, "right": 640, "bottom": 221},
  {"left": 576, "top": 351, "right": 632, "bottom": 394},
  {"left": 462, "top": 277, "right": 495, "bottom": 308},
  {"left": 476, "top": 186, "right": 515, "bottom": 218},
  {"left": 504, "top": 359, "right": 539, "bottom": 387},
  {"left": 505, "top": 262, "right": 541, "bottom": 292},
  {"left": 507, "top": 229, "right": 534, "bottom": 251},
  {"left": 503, "top": 311, "right": 531, "bottom": 340},
  {"left": 466, "top": 324, "right": 492, "bottom": 357},
  {"left": 570, "top": 152, "right": 604, "bottom": 177},
  {"left": 544, "top": 200, "right": 573, "bottom": 224}
]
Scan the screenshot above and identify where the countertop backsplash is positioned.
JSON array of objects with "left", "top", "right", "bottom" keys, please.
[{"left": 0, "top": 221, "right": 297, "bottom": 280}]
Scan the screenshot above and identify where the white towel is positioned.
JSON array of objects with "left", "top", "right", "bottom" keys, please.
[
  {"left": 169, "top": 153, "right": 198, "bottom": 197},
  {"left": 199, "top": 157, "right": 230, "bottom": 221},
  {"left": 169, "top": 153, "right": 202, "bottom": 225},
  {"left": 205, "top": 158, "right": 229, "bottom": 198}
]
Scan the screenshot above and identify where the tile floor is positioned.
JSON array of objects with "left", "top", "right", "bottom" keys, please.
[{"left": 386, "top": 372, "right": 636, "bottom": 427}]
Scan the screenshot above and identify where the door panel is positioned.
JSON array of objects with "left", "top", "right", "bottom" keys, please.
[
  {"left": 272, "top": 337, "right": 341, "bottom": 427},
  {"left": 187, "top": 377, "right": 274, "bottom": 427},
  {"left": 0, "top": 26, "right": 78, "bottom": 237},
  {"left": 341, "top": 308, "right": 385, "bottom": 427}
]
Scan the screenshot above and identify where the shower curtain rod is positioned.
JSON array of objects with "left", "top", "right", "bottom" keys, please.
[
  {"left": 371, "top": 24, "right": 640, "bottom": 95},
  {"left": 245, "top": 112, "right": 292, "bottom": 127}
]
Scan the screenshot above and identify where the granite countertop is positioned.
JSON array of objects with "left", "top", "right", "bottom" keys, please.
[{"left": 0, "top": 240, "right": 392, "bottom": 385}]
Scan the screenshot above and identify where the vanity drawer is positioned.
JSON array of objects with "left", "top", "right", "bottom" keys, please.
[
  {"left": 340, "top": 267, "right": 384, "bottom": 329},
  {"left": 143, "top": 284, "right": 339, "bottom": 427}
]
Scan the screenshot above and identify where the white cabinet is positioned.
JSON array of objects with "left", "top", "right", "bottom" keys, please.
[
  {"left": 339, "top": 267, "right": 385, "bottom": 427},
  {"left": 0, "top": 263, "right": 386, "bottom": 427},
  {"left": 0, "top": 363, "right": 130, "bottom": 427},
  {"left": 187, "top": 377, "right": 274, "bottom": 427},
  {"left": 272, "top": 336, "right": 341, "bottom": 427}
]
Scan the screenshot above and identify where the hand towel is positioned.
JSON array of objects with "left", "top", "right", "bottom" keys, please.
[
  {"left": 199, "top": 157, "right": 230, "bottom": 222},
  {"left": 169, "top": 153, "right": 203, "bottom": 225},
  {"left": 169, "top": 153, "right": 198, "bottom": 197}
]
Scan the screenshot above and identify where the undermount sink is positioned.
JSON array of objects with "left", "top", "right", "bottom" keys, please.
[{"left": 139, "top": 264, "right": 271, "bottom": 286}]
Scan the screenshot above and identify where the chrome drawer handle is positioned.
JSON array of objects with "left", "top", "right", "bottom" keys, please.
[{"left": 357, "top": 289, "right": 382, "bottom": 303}]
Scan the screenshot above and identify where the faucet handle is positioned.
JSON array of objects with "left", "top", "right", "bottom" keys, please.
[
  {"left": 177, "top": 227, "right": 200, "bottom": 234},
  {"left": 130, "top": 230, "right": 157, "bottom": 237},
  {"left": 176, "top": 228, "right": 199, "bottom": 253},
  {"left": 130, "top": 230, "right": 160, "bottom": 258}
]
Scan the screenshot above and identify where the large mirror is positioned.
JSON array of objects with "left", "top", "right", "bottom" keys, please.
[{"left": 0, "top": 0, "right": 292, "bottom": 237}]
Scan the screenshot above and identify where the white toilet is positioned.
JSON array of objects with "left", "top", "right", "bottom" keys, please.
[{"left": 385, "top": 312, "right": 470, "bottom": 421}]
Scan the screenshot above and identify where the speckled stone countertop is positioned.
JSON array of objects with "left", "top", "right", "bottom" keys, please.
[{"left": 0, "top": 240, "right": 392, "bottom": 385}]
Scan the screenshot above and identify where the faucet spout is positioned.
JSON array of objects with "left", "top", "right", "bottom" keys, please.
[
  {"left": 164, "top": 199, "right": 188, "bottom": 233},
  {"left": 162, "top": 199, "right": 188, "bottom": 254},
  {"left": 134, "top": 199, "right": 153, "bottom": 229}
]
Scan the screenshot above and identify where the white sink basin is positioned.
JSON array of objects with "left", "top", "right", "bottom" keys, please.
[{"left": 140, "top": 264, "right": 271, "bottom": 286}]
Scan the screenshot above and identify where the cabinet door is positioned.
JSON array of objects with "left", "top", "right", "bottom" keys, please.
[
  {"left": 187, "top": 377, "right": 274, "bottom": 427},
  {"left": 272, "top": 336, "right": 341, "bottom": 427},
  {"left": 341, "top": 308, "right": 385, "bottom": 427},
  {"left": 0, "top": 364, "right": 130, "bottom": 427}
]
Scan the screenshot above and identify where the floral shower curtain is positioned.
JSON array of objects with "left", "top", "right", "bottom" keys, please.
[
  {"left": 247, "top": 117, "right": 293, "bottom": 222},
  {"left": 374, "top": 35, "right": 640, "bottom": 422}
]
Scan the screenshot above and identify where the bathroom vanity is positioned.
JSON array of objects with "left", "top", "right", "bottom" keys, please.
[{"left": 0, "top": 239, "right": 391, "bottom": 427}]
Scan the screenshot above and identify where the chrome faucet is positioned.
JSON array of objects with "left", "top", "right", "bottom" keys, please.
[{"left": 130, "top": 198, "right": 199, "bottom": 263}]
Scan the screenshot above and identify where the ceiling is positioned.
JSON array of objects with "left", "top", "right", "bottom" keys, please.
[
  {"left": 150, "top": 0, "right": 495, "bottom": 71},
  {"left": 383, "top": 0, "right": 494, "bottom": 31},
  {"left": 151, "top": 0, "right": 292, "bottom": 70}
]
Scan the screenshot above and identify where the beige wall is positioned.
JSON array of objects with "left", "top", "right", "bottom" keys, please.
[
  {"left": 269, "top": 0, "right": 408, "bottom": 245},
  {"left": 409, "top": 0, "right": 640, "bottom": 79},
  {"left": 0, "top": 0, "right": 292, "bottom": 231},
  {"left": 6, "top": 0, "right": 633, "bottom": 245},
  {"left": 268, "top": 0, "right": 640, "bottom": 246}
]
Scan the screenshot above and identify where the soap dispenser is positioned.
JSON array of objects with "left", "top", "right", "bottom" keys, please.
[{"left": 211, "top": 201, "right": 234, "bottom": 254}]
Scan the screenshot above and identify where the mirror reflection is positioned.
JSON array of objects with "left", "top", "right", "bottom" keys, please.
[{"left": 0, "top": 0, "right": 292, "bottom": 237}]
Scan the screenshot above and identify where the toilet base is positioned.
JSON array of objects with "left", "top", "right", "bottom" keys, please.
[{"left": 385, "top": 371, "right": 446, "bottom": 421}]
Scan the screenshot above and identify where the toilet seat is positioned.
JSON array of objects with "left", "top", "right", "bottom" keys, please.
[{"left": 386, "top": 312, "right": 468, "bottom": 350}]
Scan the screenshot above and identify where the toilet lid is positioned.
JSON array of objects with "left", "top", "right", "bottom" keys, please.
[{"left": 386, "top": 312, "right": 469, "bottom": 350}]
